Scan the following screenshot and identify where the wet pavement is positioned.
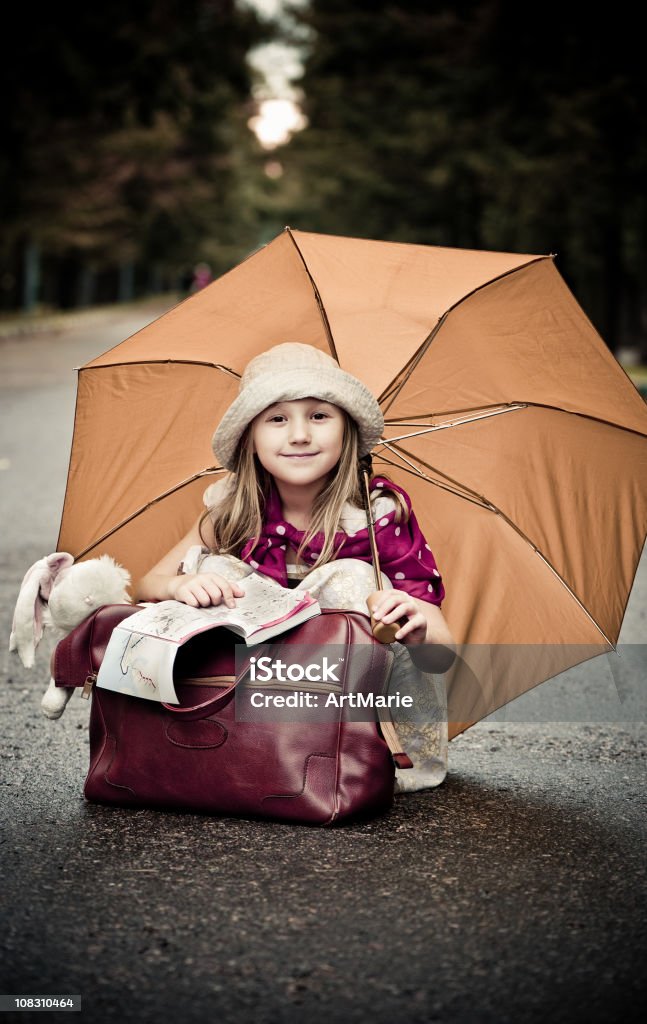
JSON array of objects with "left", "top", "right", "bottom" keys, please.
[{"left": 0, "top": 303, "right": 645, "bottom": 1023}]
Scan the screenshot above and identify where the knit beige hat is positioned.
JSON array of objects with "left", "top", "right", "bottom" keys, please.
[{"left": 212, "top": 343, "right": 384, "bottom": 471}]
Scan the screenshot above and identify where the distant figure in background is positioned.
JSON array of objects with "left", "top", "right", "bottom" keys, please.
[{"left": 190, "top": 262, "right": 213, "bottom": 293}]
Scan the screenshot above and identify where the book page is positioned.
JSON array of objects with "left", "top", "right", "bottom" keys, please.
[
  {"left": 97, "top": 627, "right": 180, "bottom": 704},
  {"left": 118, "top": 575, "right": 317, "bottom": 644},
  {"left": 96, "top": 573, "right": 321, "bottom": 704}
]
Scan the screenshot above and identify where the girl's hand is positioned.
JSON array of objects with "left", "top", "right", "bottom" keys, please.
[
  {"left": 167, "top": 573, "right": 245, "bottom": 609},
  {"left": 371, "top": 590, "right": 427, "bottom": 645}
]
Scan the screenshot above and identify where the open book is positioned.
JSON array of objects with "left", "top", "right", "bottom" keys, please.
[{"left": 96, "top": 573, "right": 321, "bottom": 704}]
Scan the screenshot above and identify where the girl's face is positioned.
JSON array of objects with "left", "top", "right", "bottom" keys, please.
[{"left": 250, "top": 397, "right": 346, "bottom": 489}]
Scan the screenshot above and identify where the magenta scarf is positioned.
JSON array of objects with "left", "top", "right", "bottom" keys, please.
[{"left": 239, "top": 475, "right": 445, "bottom": 605}]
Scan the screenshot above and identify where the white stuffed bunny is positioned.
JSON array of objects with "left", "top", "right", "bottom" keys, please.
[{"left": 9, "top": 553, "right": 131, "bottom": 719}]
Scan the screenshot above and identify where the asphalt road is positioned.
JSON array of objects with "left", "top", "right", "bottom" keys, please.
[{"left": 1, "top": 304, "right": 645, "bottom": 1024}]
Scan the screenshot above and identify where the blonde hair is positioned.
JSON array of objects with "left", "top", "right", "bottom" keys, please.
[{"left": 201, "top": 409, "right": 408, "bottom": 571}]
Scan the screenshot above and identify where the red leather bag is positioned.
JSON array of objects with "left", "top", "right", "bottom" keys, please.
[{"left": 54, "top": 604, "right": 412, "bottom": 825}]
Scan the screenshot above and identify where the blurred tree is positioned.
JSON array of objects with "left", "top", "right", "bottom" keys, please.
[
  {"left": 271, "top": 0, "right": 646, "bottom": 355},
  {"left": 0, "top": 0, "right": 268, "bottom": 309}
]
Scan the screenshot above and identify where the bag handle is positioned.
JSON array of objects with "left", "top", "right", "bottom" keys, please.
[{"left": 162, "top": 659, "right": 252, "bottom": 714}]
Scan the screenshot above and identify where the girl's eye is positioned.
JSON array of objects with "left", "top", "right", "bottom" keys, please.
[{"left": 312, "top": 412, "right": 329, "bottom": 420}]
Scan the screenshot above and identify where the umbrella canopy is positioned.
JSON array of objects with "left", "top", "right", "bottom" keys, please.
[{"left": 58, "top": 228, "right": 647, "bottom": 737}]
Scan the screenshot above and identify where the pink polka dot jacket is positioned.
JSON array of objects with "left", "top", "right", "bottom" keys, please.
[{"left": 239, "top": 475, "right": 445, "bottom": 606}]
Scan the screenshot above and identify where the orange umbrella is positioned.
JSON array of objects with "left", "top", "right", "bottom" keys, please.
[{"left": 57, "top": 228, "right": 647, "bottom": 737}]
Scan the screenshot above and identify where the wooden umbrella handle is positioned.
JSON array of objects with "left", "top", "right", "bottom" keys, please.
[
  {"left": 359, "top": 459, "right": 406, "bottom": 644},
  {"left": 366, "top": 590, "right": 403, "bottom": 644}
]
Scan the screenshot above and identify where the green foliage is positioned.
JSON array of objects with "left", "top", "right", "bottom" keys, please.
[
  {"left": 268, "top": 0, "right": 646, "bottom": 351},
  {"left": 0, "top": 0, "right": 270, "bottom": 296},
  {"left": 2, "top": 0, "right": 644, "bottom": 351}
]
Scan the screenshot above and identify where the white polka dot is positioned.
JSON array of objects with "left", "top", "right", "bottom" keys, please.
[
  {"left": 375, "top": 481, "right": 383, "bottom": 487},
  {"left": 395, "top": 572, "right": 405, "bottom": 580},
  {"left": 379, "top": 518, "right": 389, "bottom": 527},
  {"left": 280, "top": 544, "right": 286, "bottom": 551},
  {"left": 433, "top": 569, "right": 440, "bottom": 576},
  {"left": 250, "top": 560, "right": 259, "bottom": 569},
  {"left": 276, "top": 525, "right": 286, "bottom": 535},
  {"left": 395, "top": 526, "right": 401, "bottom": 536},
  {"left": 267, "top": 539, "right": 272, "bottom": 546},
  {"left": 418, "top": 551, "right": 422, "bottom": 559},
  {"left": 425, "top": 544, "right": 431, "bottom": 551},
  {"left": 427, "top": 584, "right": 434, "bottom": 592}
]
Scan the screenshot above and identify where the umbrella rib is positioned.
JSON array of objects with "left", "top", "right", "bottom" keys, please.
[
  {"left": 376, "top": 441, "right": 618, "bottom": 649},
  {"left": 531, "top": 553, "right": 618, "bottom": 650},
  {"left": 510, "top": 401, "right": 647, "bottom": 440},
  {"left": 380, "top": 255, "right": 554, "bottom": 414},
  {"left": 285, "top": 227, "right": 339, "bottom": 362},
  {"left": 79, "top": 239, "right": 283, "bottom": 367},
  {"left": 72, "top": 468, "right": 226, "bottom": 561},
  {"left": 383, "top": 404, "right": 527, "bottom": 442},
  {"left": 380, "top": 332, "right": 438, "bottom": 409},
  {"left": 76, "top": 360, "right": 242, "bottom": 377},
  {"left": 375, "top": 444, "right": 497, "bottom": 511},
  {"left": 384, "top": 402, "right": 527, "bottom": 422},
  {"left": 385, "top": 401, "right": 647, "bottom": 441}
]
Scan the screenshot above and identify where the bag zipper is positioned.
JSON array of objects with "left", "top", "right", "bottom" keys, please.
[
  {"left": 180, "top": 675, "right": 342, "bottom": 695},
  {"left": 81, "top": 673, "right": 97, "bottom": 700}
]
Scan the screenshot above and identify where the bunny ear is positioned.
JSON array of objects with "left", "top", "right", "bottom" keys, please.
[
  {"left": 8, "top": 553, "right": 75, "bottom": 668},
  {"left": 9, "top": 558, "right": 49, "bottom": 667},
  {"left": 46, "top": 552, "right": 75, "bottom": 583}
]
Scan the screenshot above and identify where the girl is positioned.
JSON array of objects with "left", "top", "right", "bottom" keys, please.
[{"left": 137, "top": 342, "right": 455, "bottom": 789}]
